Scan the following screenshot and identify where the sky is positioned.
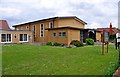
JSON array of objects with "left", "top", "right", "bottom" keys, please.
[{"left": 0, "top": 0, "right": 119, "bottom": 29}]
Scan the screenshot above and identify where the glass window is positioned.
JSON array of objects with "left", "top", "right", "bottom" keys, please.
[
  {"left": 59, "top": 32, "right": 62, "bottom": 36},
  {"left": 58, "top": 32, "right": 67, "bottom": 37},
  {"left": 1, "top": 34, "right": 6, "bottom": 42},
  {"left": 62, "top": 32, "right": 66, "bottom": 36},
  {"left": 49, "top": 22, "right": 54, "bottom": 28},
  {"left": 53, "top": 32, "right": 56, "bottom": 37},
  {"left": 1, "top": 34, "right": 11, "bottom": 42},
  {"left": 40, "top": 24, "right": 44, "bottom": 37},
  {"left": 19, "top": 34, "right": 28, "bottom": 42}
]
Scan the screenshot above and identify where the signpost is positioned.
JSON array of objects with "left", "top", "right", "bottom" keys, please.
[{"left": 102, "top": 30, "right": 109, "bottom": 55}]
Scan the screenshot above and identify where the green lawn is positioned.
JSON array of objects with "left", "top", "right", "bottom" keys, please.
[{"left": 2, "top": 44, "right": 119, "bottom": 75}]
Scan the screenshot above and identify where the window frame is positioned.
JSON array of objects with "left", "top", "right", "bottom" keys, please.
[
  {"left": 19, "top": 34, "right": 28, "bottom": 42},
  {"left": 40, "top": 24, "right": 44, "bottom": 37},
  {"left": 0, "top": 34, "right": 12, "bottom": 43},
  {"left": 58, "top": 32, "right": 67, "bottom": 37},
  {"left": 49, "top": 21, "right": 54, "bottom": 28}
]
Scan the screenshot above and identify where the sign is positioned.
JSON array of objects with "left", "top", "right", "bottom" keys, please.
[
  {"left": 104, "top": 32, "right": 109, "bottom": 42},
  {"left": 116, "top": 33, "right": 120, "bottom": 38},
  {"left": 102, "top": 30, "right": 109, "bottom": 55}
]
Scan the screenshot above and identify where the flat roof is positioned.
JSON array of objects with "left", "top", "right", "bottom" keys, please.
[
  {"left": 0, "top": 29, "right": 33, "bottom": 32},
  {"left": 45, "top": 26, "right": 101, "bottom": 32}
]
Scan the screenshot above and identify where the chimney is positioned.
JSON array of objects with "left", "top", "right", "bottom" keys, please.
[{"left": 109, "top": 22, "right": 112, "bottom": 34}]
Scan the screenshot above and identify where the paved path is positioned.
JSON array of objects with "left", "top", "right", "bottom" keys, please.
[{"left": 113, "top": 67, "right": 120, "bottom": 77}]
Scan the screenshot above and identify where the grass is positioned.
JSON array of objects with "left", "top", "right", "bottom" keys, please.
[{"left": 2, "top": 44, "right": 119, "bottom": 75}]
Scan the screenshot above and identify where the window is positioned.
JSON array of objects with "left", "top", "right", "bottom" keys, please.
[
  {"left": 19, "top": 34, "right": 28, "bottom": 42},
  {"left": 49, "top": 21, "right": 54, "bottom": 28},
  {"left": 26, "top": 26, "right": 29, "bottom": 29},
  {"left": 59, "top": 32, "right": 62, "bottom": 36},
  {"left": 14, "top": 34, "right": 17, "bottom": 38},
  {"left": 40, "top": 24, "right": 44, "bottom": 37},
  {"left": 33, "top": 25, "right": 36, "bottom": 37},
  {"left": 59, "top": 32, "right": 66, "bottom": 37},
  {"left": 1, "top": 34, "right": 11, "bottom": 43},
  {"left": 62, "top": 32, "right": 66, "bottom": 36},
  {"left": 53, "top": 32, "right": 56, "bottom": 37}
]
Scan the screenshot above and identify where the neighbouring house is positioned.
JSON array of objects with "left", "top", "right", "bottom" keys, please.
[
  {"left": 0, "top": 20, "right": 34, "bottom": 44},
  {"left": 97, "top": 23, "right": 120, "bottom": 42},
  {"left": 97, "top": 23, "right": 120, "bottom": 35},
  {"left": 12, "top": 16, "right": 101, "bottom": 45}
]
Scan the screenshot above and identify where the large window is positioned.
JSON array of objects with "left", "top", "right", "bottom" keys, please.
[
  {"left": 49, "top": 21, "right": 54, "bottom": 28},
  {"left": 1, "top": 34, "right": 11, "bottom": 43},
  {"left": 40, "top": 24, "right": 44, "bottom": 37},
  {"left": 19, "top": 34, "right": 28, "bottom": 42}
]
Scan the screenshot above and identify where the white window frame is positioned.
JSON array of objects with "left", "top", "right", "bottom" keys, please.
[
  {"left": 19, "top": 34, "right": 28, "bottom": 42},
  {"left": 40, "top": 24, "right": 44, "bottom": 37},
  {"left": 0, "top": 34, "right": 12, "bottom": 43},
  {"left": 49, "top": 21, "right": 54, "bottom": 28}
]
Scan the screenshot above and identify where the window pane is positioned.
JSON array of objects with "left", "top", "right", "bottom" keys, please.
[
  {"left": 1, "top": 34, "right": 6, "bottom": 42},
  {"left": 50, "top": 22, "right": 53, "bottom": 28},
  {"left": 53, "top": 32, "right": 56, "bottom": 37},
  {"left": 24, "top": 34, "right": 27, "bottom": 41},
  {"left": 40, "top": 24, "right": 44, "bottom": 37},
  {"left": 62, "top": 32, "right": 66, "bottom": 36},
  {"left": 41, "top": 31, "right": 43, "bottom": 33},
  {"left": 8, "top": 34, "right": 11, "bottom": 42},
  {"left": 59, "top": 32, "right": 61, "bottom": 36},
  {"left": 41, "top": 34, "right": 43, "bottom": 37},
  {"left": 20, "top": 34, "right": 23, "bottom": 41}
]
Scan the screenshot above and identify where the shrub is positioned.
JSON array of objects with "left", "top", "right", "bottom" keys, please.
[
  {"left": 54, "top": 42, "right": 61, "bottom": 46},
  {"left": 46, "top": 42, "right": 54, "bottom": 46},
  {"left": 86, "top": 38, "right": 94, "bottom": 45},
  {"left": 70, "top": 40, "right": 83, "bottom": 47},
  {"left": 47, "top": 42, "right": 65, "bottom": 47},
  {"left": 60, "top": 44, "right": 65, "bottom": 47}
]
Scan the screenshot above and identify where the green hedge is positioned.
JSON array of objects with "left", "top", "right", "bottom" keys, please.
[
  {"left": 86, "top": 38, "right": 94, "bottom": 45},
  {"left": 46, "top": 42, "right": 65, "bottom": 47}
]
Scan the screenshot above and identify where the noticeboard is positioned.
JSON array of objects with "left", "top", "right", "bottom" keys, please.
[{"left": 104, "top": 32, "right": 109, "bottom": 42}]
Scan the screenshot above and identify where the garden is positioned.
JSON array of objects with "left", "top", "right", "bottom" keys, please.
[{"left": 2, "top": 42, "right": 119, "bottom": 75}]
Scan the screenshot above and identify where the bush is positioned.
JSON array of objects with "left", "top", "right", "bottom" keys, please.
[
  {"left": 46, "top": 42, "right": 65, "bottom": 47},
  {"left": 46, "top": 42, "right": 54, "bottom": 46},
  {"left": 86, "top": 38, "right": 94, "bottom": 45},
  {"left": 54, "top": 42, "right": 61, "bottom": 46},
  {"left": 70, "top": 40, "right": 83, "bottom": 47}
]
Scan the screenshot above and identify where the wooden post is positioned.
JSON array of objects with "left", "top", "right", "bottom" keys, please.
[
  {"left": 102, "top": 42, "right": 104, "bottom": 55},
  {"left": 102, "top": 30, "right": 105, "bottom": 55},
  {"left": 106, "top": 42, "right": 108, "bottom": 53}
]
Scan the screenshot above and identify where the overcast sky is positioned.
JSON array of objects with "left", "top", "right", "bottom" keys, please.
[{"left": 0, "top": 0, "right": 119, "bottom": 29}]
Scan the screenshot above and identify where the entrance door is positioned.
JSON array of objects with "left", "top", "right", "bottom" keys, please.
[{"left": 89, "top": 31, "right": 96, "bottom": 42}]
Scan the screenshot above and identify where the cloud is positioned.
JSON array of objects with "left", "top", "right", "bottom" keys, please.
[
  {"left": 0, "top": 7, "right": 22, "bottom": 18},
  {"left": 0, "top": 0, "right": 118, "bottom": 29}
]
